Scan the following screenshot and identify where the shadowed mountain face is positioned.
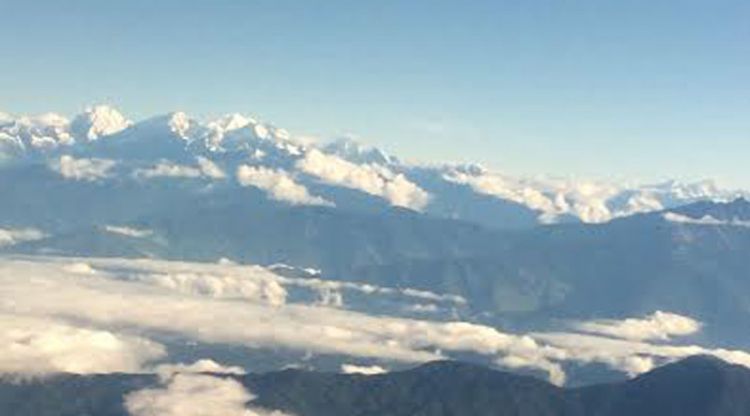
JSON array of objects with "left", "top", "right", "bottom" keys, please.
[
  {"left": 1, "top": 357, "right": 749, "bottom": 416},
  {"left": 4, "top": 168, "right": 750, "bottom": 346}
]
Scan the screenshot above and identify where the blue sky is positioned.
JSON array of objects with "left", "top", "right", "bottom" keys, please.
[{"left": 1, "top": 0, "right": 749, "bottom": 186}]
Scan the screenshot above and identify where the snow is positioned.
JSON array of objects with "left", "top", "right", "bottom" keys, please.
[{"left": 71, "top": 105, "right": 131, "bottom": 141}]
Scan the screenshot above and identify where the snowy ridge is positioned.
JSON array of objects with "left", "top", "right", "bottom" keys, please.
[{"left": 0, "top": 105, "right": 745, "bottom": 223}]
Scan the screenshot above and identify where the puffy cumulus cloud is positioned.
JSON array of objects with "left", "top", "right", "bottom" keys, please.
[
  {"left": 341, "top": 364, "right": 388, "bottom": 375},
  {"left": 663, "top": 212, "right": 750, "bottom": 228},
  {"left": 135, "top": 157, "right": 226, "bottom": 180},
  {"left": 125, "top": 373, "right": 288, "bottom": 416},
  {"left": 52, "top": 155, "right": 116, "bottom": 181},
  {"left": 0, "top": 314, "right": 164, "bottom": 375},
  {"left": 104, "top": 225, "right": 154, "bottom": 238},
  {"left": 573, "top": 311, "right": 702, "bottom": 341},
  {"left": 0, "top": 228, "right": 46, "bottom": 247},
  {"left": 296, "top": 149, "right": 429, "bottom": 211},
  {"left": 237, "top": 165, "right": 333, "bottom": 207}
]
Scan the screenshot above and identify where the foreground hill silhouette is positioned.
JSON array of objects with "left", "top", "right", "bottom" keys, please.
[{"left": 1, "top": 356, "right": 750, "bottom": 415}]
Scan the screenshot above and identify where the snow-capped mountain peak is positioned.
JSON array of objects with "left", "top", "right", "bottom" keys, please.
[
  {"left": 166, "top": 111, "right": 193, "bottom": 139},
  {"left": 71, "top": 105, "right": 131, "bottom": 141},
  {"left": 323, "top": 137, "right": 397, "bottom": 166}
]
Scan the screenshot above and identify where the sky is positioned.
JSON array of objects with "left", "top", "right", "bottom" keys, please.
[{"left": 1, "top": 0, "right": 749, "bottom": 186}]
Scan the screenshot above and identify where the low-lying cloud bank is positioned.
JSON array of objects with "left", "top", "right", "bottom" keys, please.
[
  {"left": 52, "top": 155, "right": 116, "bottom": 181},
  {"left": 0, "top": 256, "right": 748, "bottom": 388},
  {"left": 663, "top": 212, "right": 750, "bottom": 228},
  {"left": 237, "top": 165, "right": 333, "bottom": 207},
  {"left": 134, "top": 157, "right": 226, "bottom": 180},
  {"left": 125, "top": 372, "right": 287, "bottom": 416},
  {"left": 296, "top": 149, "right": 429, "bottom": 211},
  {"left": 572, "top": 310, "right": 701, "bottom": 341},
  {"left": 0, "top": 228, "right": 46, "bottom": 247}
]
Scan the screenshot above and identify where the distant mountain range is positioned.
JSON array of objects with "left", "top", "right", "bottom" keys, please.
[
  {"left": 2, "top": 356, "right": 749, "bottom": 416},
  {"left": 3, "top": 106, "right": 750, "bottom": 351},
  {"left": 5, "top": 106, "right": 750, "bottom": 403},
  {"left": 1, "top": 105, "right": 745, "bottom": 228}
]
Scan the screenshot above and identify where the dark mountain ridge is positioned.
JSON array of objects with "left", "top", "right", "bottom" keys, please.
[{"left": 1, "top": 356, "right": 748, "bottom": 416}]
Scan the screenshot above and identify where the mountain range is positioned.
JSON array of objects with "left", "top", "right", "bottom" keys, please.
[
  {"left": 3, "top": 105, "right": 750, "bottom": 408},
  {"left": 1, "top": 356, "right": 749, "bottom": 416},
  {"left": 1, "top": 105, "right": 744, "bottom": 228}
]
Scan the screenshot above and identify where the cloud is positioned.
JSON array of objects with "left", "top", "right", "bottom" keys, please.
[
  {"left": 63, "top": 262, "right": 98, "bottom": 275},
  {"left": 130, "top": 269, "right": 288, "bottom": 306},
  {"left": 3, "top": 257, "right": 750, "bottom": 386},
  {"left": 572, "top": 311, "right": 702, "bottom": 341},
  {"left": 196, "top": 156, "right": 227, "bottom": 179},
  {"left": 0, "top": 228, "right": 46, "bottom": 247},
  {"left": 663, "top": 212, "right": 750, "bottom": 227},
  {"left": 104, "top": 225, "right": 154, "bottom": 238},
  {"left": 532, "top": 331, "right": 750, "bottom": 377},
  {"left": 296, "top": 149, "right": 429, "bottom": 210},
  {"left": 52, "top": 155, "right": 116, "bottom": 181},
  {"left": 340, "top": 364, "right": 388, "bottom": 375},
  {"left": 135, "top": 157, "right": 226, "bottom": 180},
  {"left": 134, "top": 161, "right": 202, "bottom": 179},
  {"left": 443, "top": 166, "right": 744, "bottom": 224},
  {"left": 154, "top": 359, "right": 246, "bottom": 376},
  {"left": 0, "top": 313, "right": 164, "bottom": 375},
  {"left": 237, "top": 165, "right": 333, "bottom": 207},
  {"left": 125, "top": 373, "right": 288, "bottom": 416},
  {"left": 0, "top": 257, "right": 561, "bottom": 382}
]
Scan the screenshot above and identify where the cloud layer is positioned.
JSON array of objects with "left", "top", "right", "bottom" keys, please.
[
  {"left": 1, "top": 256, "right": 749, "bottom": 387},
  {"left": 53, "top": 155, "right": 116, "bottom": 181},
  {"left": 237, "top": 165, "right": 332, "bottom": 207},
  {"left": 296, "top": 149, "right": 429, "bottom": 210},
  {"left": 125, "top": 373, "right": 288, "bottom": 416}
]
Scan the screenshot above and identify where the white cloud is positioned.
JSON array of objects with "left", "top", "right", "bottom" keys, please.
[
  {"left": 0, "top": 314, "right": 164, "bottom": 375},
  {"left": 296, "top": 149, "right": 429, "bottom": 210},
  {"left": 0, "top": 228, "right": 46, "bottom": 247},
  {"left": 341, "top": 363, "right": 388, "bottom": 375},
  {"left": 237, "top": 165, "right": 333, "bottom": 207},
  {"left": 135, "top": 157, "right": 226, "bottom": 180},
  {"left": 104, "top": 225, "right": 154, "bottom": 238},
  {"left": 53, "top": 155, "right": 116, "bottom": 181},
  {"left": 4, "top": 257, "right": 750, "bottom": 386},
  {"left": 532, "top": 331, "right": 750, "bottom": 377},
  {"left": 125, "top": 373, "right": 288, "bottom": 416},
  {"left": 572, "top": 311, "right": 702, "bottom": 341},
  {"left": 63, "top": 262, "right": 98, "bottom": 275},
  {"left": 131, "top": 270, "right": 288, "bottom": 306},
  {"left": 135, "top": 161, "right": 202, "bottom": 179},
  {"left": 197, "top": 156, "right": 227, "bottom": 179},
  {"left": 663, "top": 212, "right": 750, "bottom": 227},
  {"left": 0, "top": 257, "right": 561, "bottom": 382},
  {"left": 155, "top": 359, "right": 246, "bottom": 376},
  {"left": 443, "top": 166, "right": 745, "bottom": 224}
]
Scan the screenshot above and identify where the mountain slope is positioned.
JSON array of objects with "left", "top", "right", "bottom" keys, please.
[{"left": 1, "top": 357, "right": 749, "bottom": 416}]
